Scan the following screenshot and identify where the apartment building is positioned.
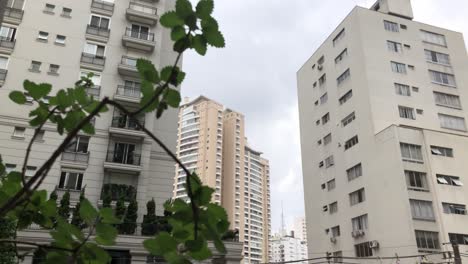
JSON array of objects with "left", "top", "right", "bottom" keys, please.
[
  {"left": 174, "top": 96, "right": 271, "bottom": 264},
  {"left": 0, "top": 0, "right": 184, "bottom": 262},
  {"left": 292, "top": 216, "right": 308, "bottom": 243},
  {"left": 297, "top": 0, "right": 468, "bottom": 262},
  {"left": 269, "top": 233, "right": 308, "bottom": 264}
]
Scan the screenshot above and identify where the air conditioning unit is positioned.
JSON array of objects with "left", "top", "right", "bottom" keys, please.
[
  {"left": 351, "top": 231, "right": 359, "bottom": 238},
  {"left": 318, "top": 65, "right": 323, "bottom": 71},
  {"left": 357, "top": 230, "right": 365, "bottom": 236},
  {"left": 369, "top": 240, "right": 379, "bottom": 249},
  {"left": 330, "top": 237, "right": 337, "bottom": 243}
]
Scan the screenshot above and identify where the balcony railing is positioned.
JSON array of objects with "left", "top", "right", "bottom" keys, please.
[
  {"left": 124, "top": 28, "right": 155, "bottom": 41},
  {"left": 128, "top": 1, "right": 157, "bottom": 15},
  {"left": 120, "top": 56, "right": 137, "bottom": 67},
  {"left": 86, "top": 86, "right": 101, "bottom": 97},
  {"left": 86, "top": 25, "right": 110, "bottom": 38},
  {"left": 4, "top": 7, "right": 24, "bottom": 21},
  {"left": 116, "top": 85, "right": 141, "bottom": 98},
  {"left": 61, "top": 151, "right": 90, "bottom": 163},
  {"left": 111, "top": 116, "right": 145, "bottom": 130},
  {"left": 91, "top": 0, "right": 115, "bottom": 13},
  {"left": 81, "top": 53, "right": 106, "bottom": 66},
  {"left": 100, "top": 183, "right": 137, "bottom": 202},
  {"left": 0, "top": 37, "right": 15, "bottom": 49},
  {"left": 106, "top": 151, "right": 141, "bottom": 166}
]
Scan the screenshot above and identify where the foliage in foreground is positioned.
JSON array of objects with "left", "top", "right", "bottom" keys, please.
[{"left": 0, "top": 0, "right": 227, "bottom": 263}]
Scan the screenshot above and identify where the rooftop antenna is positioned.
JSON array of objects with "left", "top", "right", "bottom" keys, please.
[{"left": 281, "top": 201, "right": 285, "bottom": 236}]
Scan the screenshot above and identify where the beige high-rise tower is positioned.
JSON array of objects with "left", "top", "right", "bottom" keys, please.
[
  {"left": 174, "top": 96, "right": 271, "bottom": 264},
  {"left": 298, "top": 0, "right": 468, "bottom": 263}
]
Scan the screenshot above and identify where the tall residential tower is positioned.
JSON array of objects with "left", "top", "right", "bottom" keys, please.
[
  {"left": 174, "top": 96, "right": 271, "bottom": 264},
  {"left": 298, "top": 0, "right": 468, "bottom": 262}
]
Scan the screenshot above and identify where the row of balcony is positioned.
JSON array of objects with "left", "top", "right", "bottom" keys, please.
[
  {"left": 80, "top": 54, "right": 143, "bottom": 77},
  {"left": 86, "top": 26, "right": 156, "bottom": 52}
]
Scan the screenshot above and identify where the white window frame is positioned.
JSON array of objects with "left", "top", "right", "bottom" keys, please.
[
  {"left": 337, "top": 69, "right": 350, "bottom": 85},
  {"left": 37, "top": 31, "right": 49, "bottom": 41},
  {"left": 433, "top": 92, "right": 461, "bottom": 109},
  {"left": 420, "top": 30, "right": 447, "bottom": 47},
  {"left": 89, "top": 14, "right": 111, "bottom": 29},
  {"left": 351, "top": 214, "right": 368, "bottom": 231},
  {"left": 55, "top": 35, "right": 66, "bottom": 45},
  {"left": 429, "top": 70, "right": 456, "bottom": 87},
  {"left": 342, "top": 112, "right": 355, "bottom": 127},
  {"left": 399, "top": 106, "right": 415, "bottom": 120},
  {"left": 391, "top": 61, "right": 407, "bottom": 74},
  {"left": 0, "top": 56, "right": 9, "bottom": 70},
  {"left": 347, "top": 163, "right": 362, "bottom": 181},
  {"left": 387, "top": 40, "right": 402, "bottom": 53},
  {"left": 410, "top": 199, "right": 435, "bottom": 221},
  {"left": 13, "top": 126, "right": 25, "bottom": 138},
  {"left": 58, "top": 171, "right": 84, "bottom": 191},
  {"left": 438, "top": 113, "right": 466, "bottom": 131},
  {"left": 384, "top": 20, "right": 399, "bottom": 32},
  {"left": 395, "top": 83, "right": 411, "bottom": 96},
  {"left": 400, "top": 143, "right": 423, "bottom": 163},
  {"left": 332, "top": 29, "right": 345, "bottom": 47}
]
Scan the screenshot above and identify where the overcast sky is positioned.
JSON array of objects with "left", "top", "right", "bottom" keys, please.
[{"left": 181, "top": 0, "right": 468, "bottom": 233}]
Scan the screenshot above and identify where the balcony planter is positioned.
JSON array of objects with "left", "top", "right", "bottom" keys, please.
[{"left": 100, "top": 183, "right": 137, "bottom": 202}]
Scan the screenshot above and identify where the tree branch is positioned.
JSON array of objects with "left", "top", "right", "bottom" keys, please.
[
  {"left": 0, "top": 99, "right": 109, "bottom": 217},
  {"left": 107, "top": 100, "right": 200, "bottom": 239}
]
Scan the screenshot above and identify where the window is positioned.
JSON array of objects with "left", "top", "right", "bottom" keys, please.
[
  {"left": 335, "top": 48, "right": 348, "bottom": 64},
  {"left": 37, "top": 31, "right": 49, "bottom": 41},
  {"left": 344, "top": 135, "right": 359, "bottom": 150},
  {"left": 387, "top": 41, "right": 402, "bottom": 52},
  {"left": 400, "top": 24, "right": 407, "bottom": 30},
  {"left": 433, "top": 92, "right": 461, "bottom": 109},
  {"left": 325, "top": 155, "right": 334, "bottom": 168},
  {"left": 420, "top": 30, "right": 447, "bottom": 47},
  {"left": 319, "top": 74, "right": 326, "bottom": 86},
  {"left": 349, "top": 188, "right": 365, "bottom": 206},
  {"left": 331, "top": 226, "right": 340, "bottom": 237},
  {"left": 13, "top": 127, "right": 25, "bottom": 138},
  {"left": 84, "top": 43, "right": 106, "bottom": 57},
  {"left": 405, "top": 171, "right": 428, "bottom": 191},
  {"left": 44, "top": 3, "right": 55, "bottom": 13},
  {"left": 400, "top": 143, "right": 423, "bottom": 163},
  {"left": 66, "top": 136, "right": 90, "bottom": 153},
  {"left": 339, "top": 90, "right": 353, "bottom": 105},
  {"left": 323, "top": 205, "right": 328, "bottom": 212},
  {"left": 355, "top": 242, "right": 373, "bottom": 257},
  {"left": 391, "top": 61, "right": 407, "bottom": 74},
  {"left": 347, "top": 163, "right": 362, "bottom": 181},
  {"left": 323, "top": 133, "right": 332, "bottom": 145},
  {"left": 55, "top": 35, "right": 66, "bottom": 45},
  {"left": 329, "top": 202, "right": 338, "bottom": 214},
  {"left": 437, "top": 174, "right": 463, "bottom": 187},
  {"left": 438, "top": 114, "right": 466, "bottom": 131},
  {"left": 327, "top": 179, "right": 336, "bottom": 191},
  {"left": 318, "top": 161, "right": 324, "bottom": 168},
  {"left": 5, "top": 164, "right": 16, "bottom": 174},
  {"left": 399, "top": 106, "right": 415, "bottom": 120},
  {"left": 425, "top": 50, "right": 450, "bottom": 65},
  {"left": 313, "top": 82, "right": 317, "bottom": 88},
  {"left": 337, "top": 69, "right": 350, "bottom": 85},
  {"left": 449, "top": 234, "right": 468, "bottom": 245},
  {"left": 410, "top": 200, "right": 435, "bottom": 221},
  {"left": 62, "top": 7, "right": 72, "bottom": 17},
  {"left": 415, "top": 231, "right": 440, "bottom": 250},
  {"left": 58, "top": 171, "right": 84, "bottom": 191},
  {"left": 320, "top": 93, "right": 328, "bottom": 104},
  {"left": 48, "top": 64, "right": 59, "bottom": 75},
  {"left": 321, "top": 113, "right": 330, "bottom": 125},
  {"left": 395, "top": 83, "right": 411, "bottom": 96},
  {"left": 430, "top": 146, "right": 453, "bottom": 157},
  {"left": 0, "top": 25, "right": 17, "bottom": 42},
  {"left": 90, "top": 15, "right": 110, "bottom": 29},
  {"left": 333, "top": 29, "right": 345, "bottom": 46},
  {"left": 30, "top": 61, "right": 42, "bottom": 72},
  {"left": 80, "top": 71, "right": 102, "bottom": 86},
  {"left": 412, "top": 86, "right": 419, "bottom": 92},
  {"left": 352, "top": 214, "right": 368, "bottom": 231},
  {"left": 332, "top": 252, "right": 343, "bottom": 263},
  {"left": 429, "top": 70, "right": 456, "bottom": 86},
  {"left": 384, "top": 21, "right": 399, "bottom": 32},
  {"left": 25, "top": 166, "right": 37, "bottom": 177},
  {"left": 317, "top": 56, "right": 325, "bottom": 65},
  {"left": 342, "top": 112, "right": 356, "bottom": 127},
  {"left": 442, "top": 203, "right": 467, "bottom": 215}
]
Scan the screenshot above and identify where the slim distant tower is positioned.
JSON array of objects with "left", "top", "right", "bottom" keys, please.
[{"left": 298, "top": 0, "right": 468, "bottom": 262}]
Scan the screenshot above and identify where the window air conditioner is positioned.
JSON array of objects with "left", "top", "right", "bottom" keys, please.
[
  {"left": 369, "top": 240, "right": 379, "bottom": 248},
  {"left": 330, "top": 237, "right": 337, "bottom": 243}
]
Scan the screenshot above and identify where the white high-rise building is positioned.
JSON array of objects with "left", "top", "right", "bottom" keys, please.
[
  {"left": 298, "top": 0, "right": 468, "bottom": 263},
  {"left": 292, "top": 217, "right": 308, "bottom": 243},
  {"left": 270, "top": 234, "right": 308, "bottom": 264}
]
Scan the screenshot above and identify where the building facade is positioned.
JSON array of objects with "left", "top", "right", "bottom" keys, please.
[
  {"left": 0, "top": 0, "right": 184, "bottom": 262},
  {"left": 298, "top": 0, "right": 468, "bottom": 262},
  {"left": 270, "top": 234, "right": 308, "bottom": 264},
  {"left": 174, "top": 96, "right": 271, "bottom": 264},
  {"left": 292, "top": 216, "right": 308, "bottom": 243}
]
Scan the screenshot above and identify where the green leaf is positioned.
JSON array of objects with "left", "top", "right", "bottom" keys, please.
[
  {"left": 175, "top": 0, "right": 193, "bottom": 19},
  {"left": 81, "top": 122, "right": 95, "bottom": 135},
  {"left": 75, "top": 87, "right": 88, "bottom": 106},
  {"left": 192, "top": 35, "right": 207, "bottom": 55},
  {"left": 95, "top": 223, "right": 117, "bottom": 246},
  {"left": 99, "top": 208, "right": 120, "bottom": 224},
  {"left": 56, "top": 90, "right": 73, "bottom": 109},
  {"left": 9, "top": 91, "right": 27, "bottom": 104},
  {"left": 24, "top": 80, "right": 52, "bottom": 100},
  {"left": 196, "top": 0, "right": 214, "bottom": 19},
  {"left": 195, "top": 186, "right": 214, "bottom": 206},
  {"left": 171, "top": 26, "right": 186, "bottom": 41},
  {"left": 160, "top": 11, "right": 184, "bottom": 27},
  {"left": 45, "top": 251, "right": 69, "bottom": 264},
  {"left": 165, "top": 89, "right": 181, "bottom": 108},
  {"left": 185, "top": 14, "right": 198, "bottom": 31},
  {"left": 203, "top": 28, "right": 225, "bottom": 48},
  {"left": 201, "top": 16, "right": 219, "bottom": 31},
  {"left": 173, "top": 37, "right": 191, "bottom": 53},
  {"left": 144, "top": 232, "right": 178, "bottom": 256},
  {"left": 137, "top": 59, "right": 160, "bottom": 83},
  {"left": 189, "top": 242, "right": 212, "bottom": 260},
  {"left": 81, "top": 243, "right": 111, "bottom": 263},
  {"left": 79, "top": 198, "right": 98, "bottom": 224}
]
